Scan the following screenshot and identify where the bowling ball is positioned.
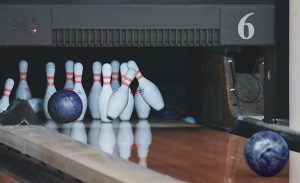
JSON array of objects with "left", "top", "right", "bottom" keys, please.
[
  {"left": 244, "top": 131, "right": 289, "bottom": 177},
  {"left": 157, "top": 108, "right": 179, "bottom": 120},
  {"left": 48, "top": 90, "right": 82, "bottom": 123}
]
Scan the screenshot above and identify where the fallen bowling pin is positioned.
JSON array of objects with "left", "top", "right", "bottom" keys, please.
[
  {"left": 119, "top": 63, "right": 134, "bottom": 121},
  {"left": 28, "top": 98, "right": 43, "bottom": 113},
  {"left": 73, "top": 62, "right": 87, "bottom": 121},
  {"left": 0, "top": 78, "right": 14, "bottom": 113},
  {"left": 43, "top": 62, "right": 57, "bottom": 119},
  {"left": 127, "top": 60, "right": 164, "bottom": 111},
  {"left": 98, "top": 64, "right": 113, "bottom": 122},
  {"left": 88, "top": 61, "right": 102, "bottom": 119},
  {"left": 16, "top": 60, "right": 32, "bottom": 100},
  {"left": 111, "top": 60, "right": 120, "bottom": 92},
  {"left": 64, "top": 60, "right": 74, "bottom": 90},
  {"left": 107, "top": 68, "right": 136, "bottom": 120}
]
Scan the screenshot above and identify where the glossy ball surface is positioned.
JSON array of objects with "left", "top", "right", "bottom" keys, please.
[
  {"left": 48, "top": 90, "right": 82, "bottom": 123},
  {"left": 244, "top": 131, "right": 289, "bottom": 177}
]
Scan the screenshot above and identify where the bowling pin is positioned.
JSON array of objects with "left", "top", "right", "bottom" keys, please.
[
  {"left": 135, "top": 119, "right": 152, "bottom": 167},
  {"left": 73, "top": 62, "right": 87, "bottom": 121},
  {"left": 117, "top": 121, "right": 134, "bottom": 160},
  {"left": 98, "top": 123, "right": 116, "bottom": 155},
  {"left": 88, "top": 61, "right": 102, "bottom": 119},
  {"left": 43, "top": 62, "right": 57, "bottom": 119},
  {"left": 127, "top": 60, "right": 164, "bottom": 111},
  {"left": 44, "top": 120, "right": 58, "bottom": 132},
  {"left": 98, "top": 64, "right": 113, "bottom": 122},
  {"left": 61, "top": 122, "right": 73, "bottom": 136},
  {"left": 134, "top": 88, "right": 151, "bottom": 119},
  {"left": 111, "top": 60, "right": 120, "bottom": 92},
  {"left": 88, "top": 120, "right": 101, "bottom": 150},
  {"left": 119, "top": 63, "right": 134, "bottom": 121},
  {"left": 16, "top": 60, "right": 32, "bottom": 100},
  {"left": 64, "top": 60, "right": 74, "bottom": 90},
  {"left": 107, "top": 68, "right": 136, "bottom": 119},
  {"left": 28, "top": 98, "right": 43, "bottom": 113},
  {"left": 0, "top": 78, "right": 14, "bottom": 113},
  {"left": 70, "top": 121, "right": 87, "bottom": 144}
]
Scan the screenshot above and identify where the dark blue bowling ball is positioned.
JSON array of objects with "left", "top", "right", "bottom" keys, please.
[
  {"left": 157, "top": 108, "right": 179, "bottom": 120},
  {"left": 48, "top": 90, "right": 82, "bottom": 123},
  {"left": 244, "top": 131, "right": 289, "bottom": 177}
]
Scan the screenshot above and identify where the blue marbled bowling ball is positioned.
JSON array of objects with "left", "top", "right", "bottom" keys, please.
[
  {"left": 157, "top": 108, "right": 179, "bottom": 120},
  {"left": 48, "top": 90, "right": 82, "bottom": 123},
  {"left": 244, "top": 131, "right": 289, "bottom": 177}
]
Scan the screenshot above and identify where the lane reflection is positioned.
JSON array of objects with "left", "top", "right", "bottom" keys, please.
[{"left": 135, "top": 120, "right": 152, "bottom": 167}]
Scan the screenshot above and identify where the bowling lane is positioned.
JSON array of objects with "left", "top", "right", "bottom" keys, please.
[{"left": 45, "top": 119, "right": 288, "bottom": 183}]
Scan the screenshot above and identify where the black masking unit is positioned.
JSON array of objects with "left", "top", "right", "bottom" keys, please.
[{"left": 0, "top": 0, "right": 287, "bottom": 128}]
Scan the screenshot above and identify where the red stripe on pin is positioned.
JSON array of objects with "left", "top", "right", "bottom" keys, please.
[
  {"left": 74, "top": 74, "right": 82, "bottom": 78},
  {"left": 4, "top": 89, "right": 12, "bottom": 92},
  {"left": 112, "top": 72, "right": 119, "bottom": 75},
  {"left": 121, "top": 82, "right": 130, "bottom": 87},
  {"left": 65, "top": 88, "right": 73, "bottom": 90},
  {"left": 103, "top": 82, "right": 110, "bottom": 85},
  {"left": 94, "top": 74, "right": 101, "bottom": 76},
  {"left": 20, "top": 72, "right": 27, "bottom": 75},
  {"left": 3, "top": 94, "right": 9, "bottom": 97},
  {"left": 136, "top": 75, "right": 143, "bottom": 80},
  {"left": 66, "top": 78, "right": 73, "bottom": 81},
  {"left": 135, "top": 90, "right": 140, "bottom": 95},
  {"left": 103, "top": 76, "right": 110, "bottom": 79},
  {"left": 48, "top": 83, "right": 54, "bottom": 86},
  {"left": 94, "top": 79, "right": 101, "bottom": 82},
  {"left": 47, "top": 76, "right": 55, "bottom": 79},
  {"left": 66, "top": 72, "right": 73, "bottom": 75},
  {"left": 124, "top": 77, "right": 133, "bottom": 82},
  {"left": 111, "top": 78, "right": 118, "bottom": 81},
  {"left": 20, "top": 78, "right": 26, "bottom": 81},
  {"left": 75, "top": 81, "right": 82, "bottom": 84}
]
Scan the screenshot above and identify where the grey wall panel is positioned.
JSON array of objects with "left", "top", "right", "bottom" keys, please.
[
  {"left": 220, "top": 5, "right": 275, "bottom": 45},
  {"left": 0, "top": 7, "right": 51, "bottom": 45},
  {"left": 51, "top": 5, "right": 219, "bottom": 29}
]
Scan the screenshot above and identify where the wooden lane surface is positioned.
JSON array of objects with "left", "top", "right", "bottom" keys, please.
[
  {"left": 130, "top": 128, "right": 288, "bottom": 183},
  {"left": 0, "top": 172, "right": 20, "bottom": 183}
]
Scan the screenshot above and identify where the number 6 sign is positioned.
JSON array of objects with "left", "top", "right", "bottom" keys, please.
[{"left": 238, "top": 13, "right": 255, "bottom": 40}]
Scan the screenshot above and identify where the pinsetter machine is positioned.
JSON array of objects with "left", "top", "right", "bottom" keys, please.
[{"left": 0, "top": 0, "right": 289, "bottom": 182}]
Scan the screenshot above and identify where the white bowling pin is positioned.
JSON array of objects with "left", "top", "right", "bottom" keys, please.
[
  {"left": 64, "top": 60, "right": 74, "bottom": 90},
  {"left": 111, "top": 60, "right": 120, "bottom": 92},
  {"left": 117, "top": 121, "right": 134, "bottom": 160},
  {"left": 107, "top": 68, "right": 136, "bottom": 119},
  {"left": 119, "top": 63, "right": 134, "bottom": 121},
  {"left": 70, "top": 121, "right": 87, "bottom": 144},
  {"left": 43, "top": 62, "right": 57, "bottom": 119},
  {"left": 73, "top": 62, "right": 87, "bottom": 121},
  {"left": 16, "top": 60, "right": 32, "bottom": 100},
  {"left": 88, "top": 120, "right": 101, "bottom": 150},
  {"left": 44, "top": 120, "right": 58, "bottom": 132},
  {"left": 134, "top": 88, "right": 151, "bottom": 119},
  {"left": 28, "top": 98, "right": 43, "bottom": 113},
  {"left": 98, "top": 123, "right": 116, "bottom": 155},
  {"left": 0, "top": 78, "right": 14, "bottom": 113},
  {"left": 88, "top": 61, "right": 102, "bottom": 119},
  {"left": 135, "top": 120, "right": 152, "bottom": 167},
  {"left": 127, "top": 60, "right": 164, "bottom": 111},
  {"left": 98, "top": 64, "right": 113, "bottom": 122}
]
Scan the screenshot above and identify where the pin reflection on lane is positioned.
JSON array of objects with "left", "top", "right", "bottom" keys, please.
[
  {"left": 88, "top": 120, "right": 101, "bottom": 150},
  {"left": 98, "top": 122, "right": 116, "bottom": 155},
  {"left": 117, "top": 121, "right": 133, "bottom": 160},
  {"left": 135, "top": 120, "right": 152, "bottom": 167},
  {"left": 70, "top": 121, "right": 87, "bottom": 144},
  {"left": 44, "top": 120, "right": 58, "bottom": 132}
]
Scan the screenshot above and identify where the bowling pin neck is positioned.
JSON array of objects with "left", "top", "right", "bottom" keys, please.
[
  {"left": 47, "top": 76, "right": 55, "bottom": 86},
  {"left": 103, "top": 76, "right": 111, "bottom": 85},
  {"left": 121, "top": 75, "right": 126, "bottom": 81},
  {"left": 66, "top": 71, "right": 73, "bottom": 81},
  {"left": 112, "top": 72, "right": 119, "bottom": 81},
  {"left": 93, "top": 73, "right": 101, "bottom": 83},
  {"left": 2, "top": 88, "right": 12, "bottom": 98},
  {"left": 121, "top": 77, "right": 133, "bottom": 87},
  {"left": 19, "top": 71, "right": 27, "bottom": 81},
  {"left": 135, "top": 70, "right": 144, "bottom": 81},
  {"left": 74, "top": 74, "right": 82, "bottom": 84}
]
